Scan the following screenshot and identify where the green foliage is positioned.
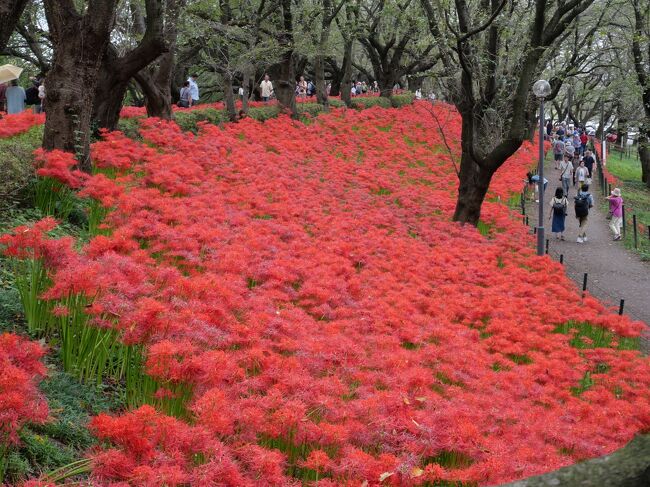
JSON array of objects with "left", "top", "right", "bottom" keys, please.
[
  {"left": 604, "top": 151, "right": 650, "bottom": 259},
  {"left": 391, "top": 92, "right": 416, "bottom": 107},
  {"left": 607, "top": 151, "right": 644, "bottom": 181},
  {"left": 351, "top": 97, "right": 392, "bottom": 110},
  {"left": 0, "top": 126, "right": 43, "bottom": 209},
  {"left": 553, "top": 321, "right": 640, "bottom": 350},
  {"left": 116, "top": 117, "right": 141, "bottom": 139},
  {"left": 248, "top": 105, "right": 281, "bottom": 121}
]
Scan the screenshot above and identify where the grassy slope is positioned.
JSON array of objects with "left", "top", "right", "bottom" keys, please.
[
  {"left": 0, "top": 165, "right": 123, "bottom": 484},
  {"left": 1, "top": 95, "right": 416, "bottom": 483},
  {"left": 605, "top": 149, "right": 650, "bottom": 259}
]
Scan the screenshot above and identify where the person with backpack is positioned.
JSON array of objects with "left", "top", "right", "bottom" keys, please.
[
  {"left": 574, "top": 184, "right": 594, "bottom": 243},
  {"left": 559, "top": 157, "right": 573, "bottom": 197},
  {"left": 549, "top": 187, "right": 568, "bottom": 240},
  {"left": 606, "top": 188, "right": 624, "bottom": 241}
]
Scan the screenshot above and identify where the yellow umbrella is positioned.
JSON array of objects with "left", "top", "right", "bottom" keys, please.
[{"left": 0, "top": 64, "right": 24, "bottom": 84}]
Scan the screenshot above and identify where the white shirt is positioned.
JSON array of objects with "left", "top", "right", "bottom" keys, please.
[
  {"left": 238, "top": 87, "right": 244, "bottom": 96},
  {"left": 576, "top": 166, "right": 588, "bottom": 181},
  {"left": 260, "top": 80, "right": 273, "bottom": 98},
  {"left": 560, "top": 161, "right": 573, "bottom": 178},
  {"left": 188, "top": 78, "right": 199, "bottom": 101}
]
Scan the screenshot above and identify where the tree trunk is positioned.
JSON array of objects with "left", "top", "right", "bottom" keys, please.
[
  {"left": 241, "top": 66, "right": 251, "bottom": 113},
  {"left": 314, "top": 52, "right": 328, "bottom": 107},
  {"left": 0, "top": 0, "right": 28, "bottom": 51},
  {"left": 275, "top": 0, "right": 296, "bottom": 116},
  {"left": 639, "top": 123, "right": 650, "bottom": 187},
  {"left": 328, "top": 58, "right": 343, "bottom": 97},
  {"left": 91, "top": 0, "right": 166, "bottom": 130},
  {"left": 498, "top": 434, "right": 650, "bottom": 487},
  {"left": 42, "top": 0, "right": 119, "bottom": 172},
  {"left": 314, "top": 0, "right": 335, "bottom": 109},
  {"left": 341, "top": 38, "right": 353, "bottom": 107},
  {"left": 132, "top": 0, "right": 184, "bottom": 121},
  {"left": 452, "top": 151, "right": 494, "bottom": 225},
  {"left": 93, "top": 76, "right": 130, "bottom": 130},
  {"left": 134, "top": 52, "right": 174, "bottom": 121},
  {"left": 223, "top": 71, "right": 237, "bottom": 122}
]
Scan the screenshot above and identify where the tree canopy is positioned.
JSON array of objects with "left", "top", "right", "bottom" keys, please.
[{"left": 1, "top": 0, "right": 649, "bottom": 218}]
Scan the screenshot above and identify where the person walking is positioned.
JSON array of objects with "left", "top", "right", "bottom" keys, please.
[
  {"left": 546, "top": 120, "right": 553, "bottom": 139},
  {"left": 575, "top": 160, "right": 589, "bottom": 189},
  {"left": 583, "top": 150, "right": 595, "bottom": 178},
  {"left": 260, "top": 74, "right": 273, "bottom": 102},
  {"left": 297, "top": 76, "right": 307, "bottom": 99},
  {"left": 549, "top": 187, "right": 568, "bottom": 240},
  {"left": 606, "top": 188, "right": 624, "bottom": 241},
  {"left": 580, "top": 130, "right": 588, "bottom": 155},
  {"left": 572, "top": 133, "right": 582, "bottom": 156},
  {"left": 559, "top": 156, "right": 573, "bottom": 197},
  {"left": 574, "top": 183, "right": 594, "bottom": 243},
  {"left": 5, "top": 80, "right": 26, "bottom": 114},
  {"left": 553, "top": 136, "right": 565, "bottom": 169},
  {"left": 187, "top": 74, "right": 199, "bottom": 105}
]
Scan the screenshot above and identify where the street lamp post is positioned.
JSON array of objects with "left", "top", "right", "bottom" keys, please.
[{"left": 533, "top": 79, "right": 552, "bottom": 256}]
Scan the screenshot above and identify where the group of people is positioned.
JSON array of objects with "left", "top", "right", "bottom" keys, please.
[
  {"left": 0, "top": 75, "right": 45, "bottom": 114},
  {"left": 543, "top": 122, "right": 624, "bottom": 243},
  {"left": 178, "top": 74, "right": 200, "bottom": 108}
]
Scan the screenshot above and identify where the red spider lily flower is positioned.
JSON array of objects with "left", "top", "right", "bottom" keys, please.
[
  {"left": 0, "top": 333, "right": 48, "bottom": 447},
  {"left": 0, "top": 111, "right": 44, "bottom": 138}
]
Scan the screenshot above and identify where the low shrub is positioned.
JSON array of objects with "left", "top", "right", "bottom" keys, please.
[
  {"left": 0, "top": 126, "right": 43, "bottom": 209},
  {"left": 351, "top": 96, "right": 392, "bottom": 110},
  {"left": 391, "top": 92, "right": 415, "bottom": 107}
]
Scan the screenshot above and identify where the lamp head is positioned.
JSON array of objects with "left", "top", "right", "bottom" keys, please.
[{"left": 533, "top": 79, "right": 551, "bottom": 99}]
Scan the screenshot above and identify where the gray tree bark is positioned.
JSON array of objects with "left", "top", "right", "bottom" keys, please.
[
  {"left": 42, "top": 0, "right": 119, "bottom": 172},
  {"left": 0, "top": 0, "right": 28, "bottom": 52},
  {"left": 497, "top": 435, "right": 650, "bottom": 487}
]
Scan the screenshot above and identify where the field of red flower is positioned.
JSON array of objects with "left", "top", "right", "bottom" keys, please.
[
  {"left": 2, "top": 102, "right": 649, "bottom": 486},
  {"left": 0, "top": 111, "right": 44, "bottom": 138}
]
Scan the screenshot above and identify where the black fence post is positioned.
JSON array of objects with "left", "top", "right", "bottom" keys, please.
[
  {"left": 619, "top": 299, "right": 625, "bottom": 316},
  {"left": 622, "top": 205, "right": 626, "bottom": 237},
  {"left": 545, "top": 239, "right": 549, "bottom": 254},
  {"left": 582, "top": 273, "right": 588, "bottom": 298},
  {"left": 559, "top": 254, "right": 564, "bottom": 264},
  {"left": 633, "top": 214, "right": 638, "bottom": 248}
]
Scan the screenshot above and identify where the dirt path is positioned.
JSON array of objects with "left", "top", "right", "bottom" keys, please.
[{"left": 525, "top": 155, "right": 650, "bottom": 330}]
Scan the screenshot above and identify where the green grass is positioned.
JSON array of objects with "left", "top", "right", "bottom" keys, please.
[
  {"left": 0, "top": 204, "right": 123, "bottom": 484},
  {"left": 606, "top": 151, "right": 643, "bottom": 181},
  {"left": 553, "top": 321, "right": 640, "bottom": 351},
  {"left": 604, "top": 149, "right": 650, "bottom": 259}
]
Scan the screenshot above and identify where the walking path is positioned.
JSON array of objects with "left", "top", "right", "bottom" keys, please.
[{"left": 525, "top": 154, "right": 650, "bottom": 333}]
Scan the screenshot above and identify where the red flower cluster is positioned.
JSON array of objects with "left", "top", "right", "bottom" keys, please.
[
  {"left": 3, "top": 103, "right": 649, "bottom": 485},
  {"left": 34, "top": 149, "right": 88, "bottom": 189},
  {"left": 0, "top": 111, "right": 45, "bottom": 138},
  {"left": 0, "top": 333, "right": 48, "bottom": 447}
]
